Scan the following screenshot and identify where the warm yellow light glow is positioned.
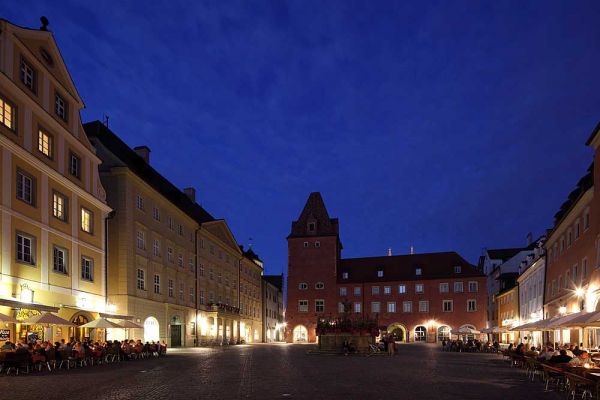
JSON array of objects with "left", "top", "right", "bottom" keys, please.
[
  {"left": 576, "top": 287, "right": 585, "bottom": 297},
  {"left": 106, "top": 303, "right": 117, "bottom": 313},
  {"left": 559, "top": 306, "right": 567, "bottom": 314},
  {"left": 20, "top": 285, "right": 33, "bottom": 303}
]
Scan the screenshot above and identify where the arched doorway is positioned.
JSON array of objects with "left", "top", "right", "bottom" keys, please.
[
  {"left": 387, "top": 323, "right": 407, "bottom": 343},
  {"left": 415, "top": 326, "right": 427, "bottom": 342},
  {"left": 458, "top": 324, "right": 477, "bottom": 341},
  {"left": 437, "top": 325, "right": 451, "bottom": 342},
  {"left": 70, "top": 312, "right": 93, "bottom": 342},
  {"left": 293, "top": 325, "right": 308, "bottom": 342},
  {"left": 144, "top": 316, "right": 160, "bottom": 343}
]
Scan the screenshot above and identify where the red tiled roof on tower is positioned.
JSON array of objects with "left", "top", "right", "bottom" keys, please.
[{"left": 288, "top": 192, "right": 339, "bottom": 238}]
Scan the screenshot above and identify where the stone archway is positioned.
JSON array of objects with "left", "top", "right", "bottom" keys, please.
[
  {"left": 414, "top": 325, "right": 427, "bottom": 342},
  {"left": 387, "top": 323, "right": 408, "bottom": 343},
  {"left": 144, "top": 316, "right": 160, "bottom": 343},
  {"left": 437, "top": 325, "right": 451, "bottom": 342},
  {"left": 70, "top": 311, "right": 94, "bottom": 342},
  {"left": 292, "top": 325, "right": 308, "bottom": 343}
]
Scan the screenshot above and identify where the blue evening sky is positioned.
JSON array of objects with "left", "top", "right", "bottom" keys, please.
[{"left": 3, "top": 1, "right": 600, "bottom": 274}]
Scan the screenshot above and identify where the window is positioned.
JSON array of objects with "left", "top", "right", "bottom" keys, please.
[
  {"left": 354, "top": 287, "right": 361, "bottom": 296},
  {"left": 315, "top": 282, "right": 325, "bottom": 290},
  {"left": 342, "top": 272, "right": 348, "bottom": 279},
  {"left": 339, "top": 287, "right": 347, "bottom": 296},
  {"left": 583, "top": 258, "right": 588, "bottom": 279},
  {"left": 0, "top": 95, "right": 15, "bottom": 130},
  {"left": 419, "top": 300, "right": 429, "bottom": 312},
  {"left": 189, "top": 257, "right": 194, "bottom": 271},
  {"left": 443, "top": 300, "right": 453, "bottom": 312},
  {"left": 153, "top": 274, "right": 160, "bottom": 294},
  {"left": 52, "top": 246, "right": 68, "bottom": 274},
  {"left": 454, "top": 282, "right": 464, "bottom": 293},
  {"left": 439, "top": 283, "right": 449, "bottom": 293},
  {"left": 81, "top": 256, "right": 93, "bottom": 281},
  {"left": 575, "top": 220, "right": 581, "bottom": 239},
  {"left": 415, "top": 284, "right": 424, "bottom": 294},
  {"left": 354, "top": 302, "right": 362, "bottom": 313},
  {"left": 52, "top": 191, "right": 68, "bottom": 221},
  {"left": 372, "top": 286, "right": 380, "bottom": 295},
  {"left": 81, "top": 208, "right": 93, "bottom": 234},
  {"left": 55, "top": 92, "right": 68, "bottom": 121},
  {"left": 20, "top": 57, "right": 36, "bottom": 91},
  {"left": 568, "top": 230, "right": 573, "bottom": 246},
  {"left": 298, "top": 300, "right": 308, "bottom": 312},
  {"left": 454, "top": 266, "right": 462, "bottom": 274},
  {"left": 308, "top": 222, "right": 315, "bottom": 232},
  {"left": 398, "top": 284, "right": 406, "bottom": 294},
  {"left": 468, "top": 281, "right": 478, "bottom": 293},
  {"left": 199, "top": 290, "right": 205, "bottom": 305},
  {"left": 136, "top": 269, "right": 145, "bottom": 290},
  {"left": 38, "top": 129, "right": 52, "bottom": 158},
  {"left": 377, "top": 269, "right": 384, "bottom": 278},
  {"left": 136, "top": 230, "right": 145, "bottom": 250},
  {"left": 384, "top": 286, "right": 391, "bottom": 295},
  {"left": 315, "top": 241, "right": 320, "bottom": 248},
  {"left": 152, "top": 207, "right": 160, "bottom": 221},
  {"left": 303, "top": 241, "right": 308, "bottom": 248},
  {"left": 584, "top": 211, "right": 590, "bottom": 230},
  {"left": 190, "top": 287, "right": 195, "bottom": 303},
  {"left": 178, "top": 254, "right": 183, "bottom": 268},
  {"left": 153, "top": 239, "right": 160, "bottom": 256},
  {"left": 338, "top": 302, "right": 345, "bottom": 313},
  {"left": 69, "top": 152, "right": 80, "bottom": 178},
  {"left": 199, "top": 264, "right": 204, "bottom": 276},
  {"left": 179, "top": 283, "right": 184, "bottom": 301},
  {"left": 387, "top": 302, "right": 396, "bottom": 313},
  {"left": 168, "top": 217, "right": 175, "bottom": 230},
  {"left": 299, "top": 282, "right": 308, "bottom": 290},
  {"left": 415, "top": 267, "right": 422, "bottom": 276},
  {"left": 315, "top": 300, "right": 324, "bottom": 313},
  {"left": 178, "top": 224, "right": 184, "bottom": 236},
  {"left": 371, "top": 302, "right": 380, "bottom": 313},
  {"left": 16, "top": 170, "right": 35, "bottom": 205},
  {"left": 467, "top": 299, "right": 477, "bottom": 312},
  {"left": 16, "top": 233, "right": 35, "bottom": 265},
  {"left": 403, "top": 301, "right": 412, "bottom": 313},
  {"left": 168, "top": 279, "right": 174, "bottom": 297},
  {"left": 136, "top": 195, "right": 144, "bottom": 210}
]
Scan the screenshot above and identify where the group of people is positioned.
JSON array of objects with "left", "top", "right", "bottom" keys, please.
[
  {"left": 507, "top": 342, "right": 596, "bottom": 367},
  {"left": 0, "top": 337, "right": 167, "bottom": 367},
  {"left": 441, "top": 338, "right": 484, "bottom": 352}
]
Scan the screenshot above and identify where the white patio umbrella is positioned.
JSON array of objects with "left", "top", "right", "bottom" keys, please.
[
  {"left": 0, "top": 312, "right": 17, "bottom": 324},
  {"left": 451, "top": 327, "right": 480, "bottom": 335},
  {"left": 21, "top": 312, "right": 75, "bottom": 326},
  {"left": 78, "top": 318, "right": 123, "bottom": 329},
  {"left": 111, "top": 320, "right": 143, "bottom": 329}
]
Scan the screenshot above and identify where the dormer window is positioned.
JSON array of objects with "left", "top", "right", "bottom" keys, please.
[
  {"left": 454, "top": 266, "right": 462, "bottom": 274},
  {"left": 299, "top": 282, "right": 308, "bottom": 290},
  {"left": 308, "top": 222, "right": 316, "bottom": 232},
  {"left": 315, "top": 241, "right": 321, "bottom": 248},
  {"left": 315, "top": 282, "right": 325, "bottom": 290},
  {"left": 415, "top": 267, "right": 422, "bottom": 276},
  {"left": 342, "top": 272, "right": 348, "bottom": 279},
  {"left": 377, "top": 269, "right": 384, "bottom": 278}
]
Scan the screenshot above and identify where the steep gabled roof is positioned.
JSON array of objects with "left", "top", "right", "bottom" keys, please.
[
  {"left": 83, "top": 120, "right": 214, "bottom": 224},
  {"left": 586, "top": 121, "right": 600, "bottom": 146},
  {"left": 263, "top": 274, "right": 284, "bottom": 291},
  {"left": 338, "top": 251, "right": 483, "bottom": 283},
  {"left": 288, "top": 192, "right": 339, "bottom": 238}
]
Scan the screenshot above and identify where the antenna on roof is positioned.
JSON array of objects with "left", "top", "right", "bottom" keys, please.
[
  {"left": 102, "top": 114, "right": 109, "bottom": 128},
  {"left": 410, "top": 244, "right": 415, "bottom": 255},
  {"left": 40, "top": 16, "right": 49, "bottom": 31},
  {"left": 387, "top": 247, "right": 392, "bottom": 257}
]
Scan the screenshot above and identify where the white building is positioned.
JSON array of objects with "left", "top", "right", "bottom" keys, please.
[{"left": 517, "top": 242, "right": 546, "bottom": 346}]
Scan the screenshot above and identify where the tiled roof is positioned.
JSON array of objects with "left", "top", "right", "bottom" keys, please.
[
  {"left": 262, "top": 274, "right": 284, "bottom": 291},
  {"left": 585, "top": 121, "right": 600, "bottom": 146},
  {"left": 337, "top": 251, "right": 484, "bottom": 283},
  {"left": 551, "top": 164, "right": 593, "bottom": 229},
  {"left": 486, "top": 248, "right": 526, "bottom": 262},
  {"left": 83, "top": 120, "right": 214, "bottom": 224},
  {"left": 289, "top": 192, "right": 339, "bottom": 238}
]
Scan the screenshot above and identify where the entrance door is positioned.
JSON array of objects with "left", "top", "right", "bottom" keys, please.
[
  {"left": 415, "top": 326, "right": 427, "bottom": 342},
  {"left": 171, "top": 325, "right": 182, "bottom": 347},
  {"left": 391, "top": 328, "right": 404, "bottom": 342}
]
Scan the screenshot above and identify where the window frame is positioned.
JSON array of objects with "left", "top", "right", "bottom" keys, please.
[
  {"left": 16, "top": 232, "right": 35, "bottom": 265},
  {"left": 81, "top": 256, "right": 94, "bottom": 281},
  {"left": 136, "top": 268, "right": 146, "bottom": 290},
  {"left": 52, "top": 190, "right": 68, "bottom": 222},
  {"left": 52, "top": 245, "right": 68, "bottom": 275},
  {"left": 37, "top": 128, "right": 53, "bottom": 159},
  {"left": 16, "top": 169, "right": 35, "bottom": 206},
  {"left": 68, "top": 152, "right": 81, "bottom": 179},
  {"left": 80, "top": 207, "right": 93, "bottom": 234},
  {"left": 54, "top": 91, "right": 68, "bottom": 122},
  {"left": 19, "top": 56, "right": 37, "bottom": 93},
  {"left": 0, "top": 94, "right": 16, "bottom": 131}
]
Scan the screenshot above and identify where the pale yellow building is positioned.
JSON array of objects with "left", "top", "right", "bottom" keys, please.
[
  {"left": 240, "top": 248, "right": 263, "bottom": 343},
  {"left": 0, "top": 19, "right": 112, "bottom": 344}
]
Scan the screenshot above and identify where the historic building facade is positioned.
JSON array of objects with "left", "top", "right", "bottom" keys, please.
[
  {"left": 0, "top": 19, "right": 112, "bottom": 343},
  {"left": 286, "top": 192, "right": 486, "bottom": 343},
  {"left": 262, "top": 274, "right": 284, "bottom": 342}
]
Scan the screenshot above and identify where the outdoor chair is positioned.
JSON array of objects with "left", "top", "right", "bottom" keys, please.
[
  {"left": 541, "top": 364, "right": 566, "bottom": 392},
  {"left": 4, "top": 352, "right": 31, "bottom": 375},
  {"left": 564, "top": 371, "right": 595, "bottom": 399},
  {"left": 524, "top": 357, "right": 543, "bottom": 382}
]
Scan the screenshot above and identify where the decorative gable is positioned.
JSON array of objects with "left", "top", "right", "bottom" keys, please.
[{"left": 203, "top": 220, "right": 243, "bottom": 255}]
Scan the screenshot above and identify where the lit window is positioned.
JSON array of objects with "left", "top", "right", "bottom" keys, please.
[
  {"left": 136, "top": 269, "right": 145, "bottom": 290},
  {"left": 20, "top": 57, "right": 36, "bottom": 91},
  {"left": 338, "top": 302, "right": 345, "bottom": 313},
  {"left": 377, "top": 269, "right": 384, "bottom": 277},
  {"left": 38, "top": 129, "right": 52, "bottom": 158},
  {"left": 81, "top": 208, "right": 93, "bottom": 233},
  {"left": 16, "top": 233, "right": 35, "bottom": 265},
  {"left": 81, "top": 256, "right": 94, "bottom": 281},
  {"left": 354, "top": 302, "right": 362, "bottom": 313},
  {"left": 298, "top": 300, "right": 308, "bottom": 312},
  {"left": 154, "top": 274, "right": 160, "bottom": 294},
  {"left": 0, "top": 95, "right": 15, "bottom": 130},
  {"left": 384, "top": 286, "right": 391, "bottom": 295},
  {"left": 52, "top": 192, "right": 67, "bottom": 221},
  {"left": 398, "top": 284, "right": 406, "bottom": 294},
  {"left": 415, "top": 284, "right": 424, "bottom": 294},
  {"left": 16, "top": 170, "right": 34, "bottom": 205},
  {"left": 55, "top": 92, "right": 68, "bottom": 121},
  {"left": 403, "top": 301, "right": 412, "bottom": 313},
  {"left": 53, "top": 246, "right": 68, "bottom": 274},
  {"left": 342, "top": 272, "right": 348, "bottom": 279},
  {"left": 415, "top": 267, "right": 422, "bottom": 276},
  {"left": 339, "top": 287, "right": 347, "bottom": 296},
  {"left": 387, "top": 302, "right": 396, "bottom": 313}
]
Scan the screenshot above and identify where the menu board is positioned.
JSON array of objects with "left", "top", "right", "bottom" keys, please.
[{"left": 0, "top": 329, "right": 10, "bottom": 341}]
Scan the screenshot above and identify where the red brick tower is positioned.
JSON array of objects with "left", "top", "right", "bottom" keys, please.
[{"left": 286, "top": 192, "right": 341, "bottom": 343}]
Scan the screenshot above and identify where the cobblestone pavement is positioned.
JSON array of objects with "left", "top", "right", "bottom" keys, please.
[{"left": 0, "top": 343, "right": 563, "bottom": 400}]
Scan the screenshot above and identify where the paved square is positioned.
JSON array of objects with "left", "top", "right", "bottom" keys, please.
[{"left": 0, "top": 344, "right": 562, "bottom": 399}]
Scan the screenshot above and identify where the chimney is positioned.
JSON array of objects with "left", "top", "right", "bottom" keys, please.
[
  {"left": 133, "top": 146, "right": 150, "bottom": 164},
  {"left": 183, "top": 187, "right": 196, "bottom": 203},
  {"left": 526, "top": 232, "right": 533, "bottom": 246},
  {"left": 387, "top": 248, "right": 392, "bottom": 257}
]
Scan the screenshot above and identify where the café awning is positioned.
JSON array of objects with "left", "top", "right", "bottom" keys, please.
[
  {"left": 110, "top": 319, "right": 143, "bottom": 329},
  {"left": 0, "top": 297, "right": 59, "bottom": 313},
  {"left": 79, "top": 318, "right": 123, "bottom": 329},
  {"left": 561, "top": 311, "right": 600, "bottom": 328},
  {"left": 21, "top": 312, "right": 75, "bottom": 326},
  {"left": 482, "top": 326, "right": 507, "bottom": 334},
  {"left": 451, "top": 327, "right": 480, "bottom": 335},
  {"left": 545, "top": 311, "right": 590, "bottom": 329},
  {"left": 0, "top": 312, "right": 17, "bottom": 323}
]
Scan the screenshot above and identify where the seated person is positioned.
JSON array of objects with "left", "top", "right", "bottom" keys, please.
[
  {"left": 569, "top": 350, "right": 592, "bottom": 366},
  {"left": 549, "top": 349, "right": 573, "bottom": 364},
  {"left": 1, "top": 341, "right": 15, "bottom": 351},
  {"left": 539, "top": 346, "right": 554, "bottom": 361}
]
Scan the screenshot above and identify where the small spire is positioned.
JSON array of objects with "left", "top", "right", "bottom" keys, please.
[
  {"left": 410, "top": 244, "right": 415, "bottom": 255},
  {"left": 40, "top": 16, "right": 49, "bottom": 31},
  {"left": 387, "top": 247, "right": 392, "bottom": 257}
]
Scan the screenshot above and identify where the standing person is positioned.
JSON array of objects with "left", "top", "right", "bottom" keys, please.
[{"left": 388, "top": 335, "right": 395, "bottom": 356}]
